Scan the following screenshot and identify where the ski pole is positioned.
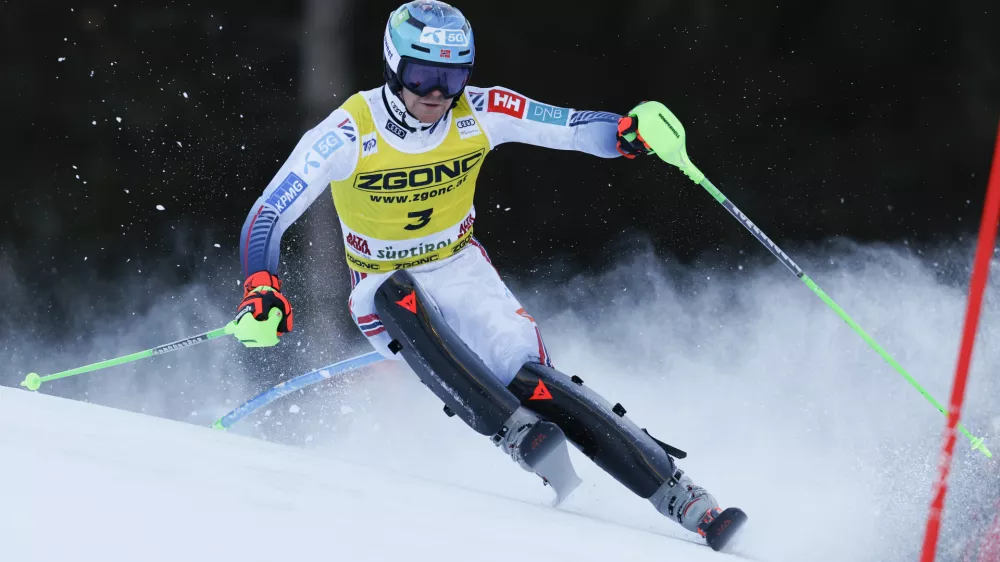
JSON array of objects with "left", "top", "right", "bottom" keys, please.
[
  {"left": 631, "top": 101, "right": 992, "bottom": 459},
  {"left": 211, "top": 350, "right": 385, "bottom": 430},
  {"left": 19, "top": 324, "right": 235, "bottom": 391}
]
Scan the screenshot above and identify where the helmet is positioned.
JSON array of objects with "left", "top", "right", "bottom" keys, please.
[{"left": 383, "top": 1, "right": 475, "bottom": 100}]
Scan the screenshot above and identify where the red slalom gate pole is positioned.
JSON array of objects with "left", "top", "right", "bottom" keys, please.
[{"left": 921, "top": 121, "right": 1000, "bottom": 562}]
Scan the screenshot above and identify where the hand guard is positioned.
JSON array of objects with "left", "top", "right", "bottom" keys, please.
[
  {"left": 616, "top": 115, "right": 654, "bottom": 159},
  {"left": 231, "top": 271, "right": 293, "bottom": 348}
]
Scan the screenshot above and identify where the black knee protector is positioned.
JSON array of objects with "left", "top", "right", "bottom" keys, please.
[
  {"left": 508, "top": 363, "right": 682, "bottom": 499},
  {"left": 374, "top": 270, "right": 521, "bottom": 436}
]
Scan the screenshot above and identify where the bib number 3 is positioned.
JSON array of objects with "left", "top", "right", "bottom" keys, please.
[{"left": 404, "top": 208, "right": 433, "bottom": 230}]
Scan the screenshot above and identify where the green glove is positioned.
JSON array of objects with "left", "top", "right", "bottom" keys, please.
[
  {"left": 228, "top": 306, "right": 284, "bottom": 348},
  {"left": 228, "top": 271, "right": 294, "bottom": 348}
]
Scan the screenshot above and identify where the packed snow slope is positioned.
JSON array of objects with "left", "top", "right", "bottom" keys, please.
[
  {"left": 3, "top": 243, "right": 1000, "bottom": 561},
  {"left": 0, "top": 386, "right": 745, "bottom": 562}
]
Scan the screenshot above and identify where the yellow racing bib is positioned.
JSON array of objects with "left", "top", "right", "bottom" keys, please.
[{"left": 331, "top": 93, "right": 490, "bottom": 273}]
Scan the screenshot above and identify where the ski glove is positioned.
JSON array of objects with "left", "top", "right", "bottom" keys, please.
[
  {"left": 231, "top": 271, "right": 294, "bottom": 348},
  {"left": 616, "top": 115, "right": 654, "bottom": 159}
]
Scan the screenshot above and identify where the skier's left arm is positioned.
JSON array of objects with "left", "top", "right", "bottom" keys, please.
[{"left": 464, "top": 86, "right": 649, "bottom": 159}]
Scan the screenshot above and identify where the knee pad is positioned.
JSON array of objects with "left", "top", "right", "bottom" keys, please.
[
  {"left": 374, "top": 270, "right": 520, "bottom": 436},
  {"left": 508, "top": 363, "right": 682, "bottom": 498}
]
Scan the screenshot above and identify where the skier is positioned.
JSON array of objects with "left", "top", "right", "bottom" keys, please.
[{"left": 232, "top": 0, "right": 746, "bottom": 551}]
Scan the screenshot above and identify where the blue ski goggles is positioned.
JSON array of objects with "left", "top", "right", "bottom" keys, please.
[{"left": 397, "top": 57, "right": 473, "bottom": 99}]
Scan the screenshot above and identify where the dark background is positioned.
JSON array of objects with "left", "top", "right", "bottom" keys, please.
[
  {"left": 2, "top": 4, "right": 999, "bottom": 555},
  {"left": 1, "top": 0, "right": 998, "bottom": 367}
]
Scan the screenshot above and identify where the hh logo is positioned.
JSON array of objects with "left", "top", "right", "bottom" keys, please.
[
  {"left": 440, "top": 49, "right": 451, "bottom": 59},
  {"left": 346, "top": 233, "right": 371, "bottom": 256},
  {"left": 488, "top": 90, "right": 526, "bottom": 119}
]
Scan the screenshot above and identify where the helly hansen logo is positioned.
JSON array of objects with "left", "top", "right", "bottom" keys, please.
[
  {"left": 488, "top": 90, "right": 526, "bottom": 119},
  {"left": 346, "top": 233, "right": 371, "bottom": 256},
  {"left": 353, "top": 149, "right": 485, "bottom": 192}
]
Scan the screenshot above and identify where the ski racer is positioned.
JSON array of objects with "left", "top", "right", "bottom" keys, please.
[{"left": 232, "top": 0, "right": 746, "bottom": 550}]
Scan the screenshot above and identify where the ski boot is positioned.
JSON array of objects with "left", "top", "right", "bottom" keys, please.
[
  {"left": 493, "top": 406, "right": 582, "bottom": 506},
  {"left": 649, "top": 470, "right": 747, "bottom": 551}
]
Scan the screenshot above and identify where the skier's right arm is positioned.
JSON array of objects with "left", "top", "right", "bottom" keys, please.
[{"left": 233, "top": 108, "right": 359, "bottom": 347}]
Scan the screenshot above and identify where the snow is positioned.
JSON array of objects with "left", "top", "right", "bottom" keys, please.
[
  {"left": 0, "top": 388, "right": 734, "bottom": 562},
  {"left": 3, "top": 246, "right": 998, "bottom": 561}
]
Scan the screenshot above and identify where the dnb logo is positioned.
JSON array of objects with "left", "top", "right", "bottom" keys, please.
[
  {"left": 488, "top": 90, "right": 526, "bottom": 119},
  {"left": 526, "top": 102, "right": 569, "bottom": 126},
  {"left": 267, "top": 172, "right": 308, "bottom": 214},
  {"left": 354, "top": 149, "right": 485, "bottom": 192}
]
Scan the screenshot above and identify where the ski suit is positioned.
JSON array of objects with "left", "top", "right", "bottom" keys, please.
[{"left": 239, "top": 85, "right": 621, "bottom": 385}]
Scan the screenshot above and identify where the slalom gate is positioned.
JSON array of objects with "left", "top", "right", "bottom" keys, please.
[{"left": 920, "top": 122, "right": 1000, "bottom": 561}]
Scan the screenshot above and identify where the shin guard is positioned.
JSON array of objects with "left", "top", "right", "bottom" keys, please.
[
  {"left": 508, "top": 363, "right": 680, "bottom": 498},
  {"left": 374, "top": 270, "right": 520, "bottom": 436}
]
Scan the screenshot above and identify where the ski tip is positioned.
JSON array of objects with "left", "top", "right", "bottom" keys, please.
[{"left": 705, "top": 507, "right": 748, "bottom": 552}]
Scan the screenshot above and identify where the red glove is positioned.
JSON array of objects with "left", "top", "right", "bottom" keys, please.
[
  {"left": 236, "top": 271, "right": 294, "bottom": 335},
  {"left": 616, "top": 115, "right": 653, "bottom": 159}
]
